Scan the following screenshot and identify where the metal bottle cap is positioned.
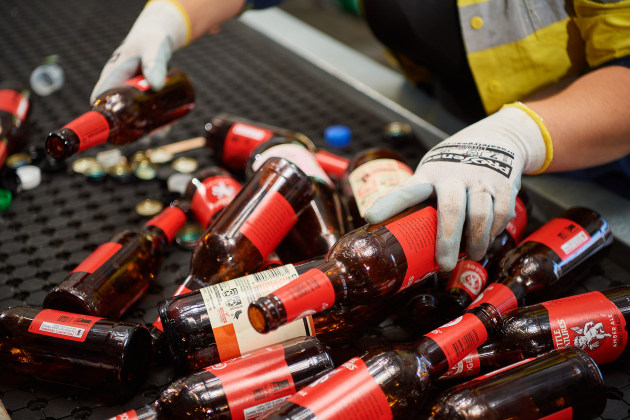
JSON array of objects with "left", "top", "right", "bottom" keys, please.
[
  {"left": 135, "top": 199, "right": 164, "bottom": 216},
  {"left": 171, "top": 157, "right": 198, "bottom": 174}
]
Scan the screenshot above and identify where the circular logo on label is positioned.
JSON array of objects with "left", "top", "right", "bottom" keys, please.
[
  {"left": 461, "top": 271, "right": 482, "bottom": 294},
  {"left": 441, "top": 315, "right": 463, "bottom": 328},
  {"left": 210, "top": 362, "right": 228, "bottom": 370}
]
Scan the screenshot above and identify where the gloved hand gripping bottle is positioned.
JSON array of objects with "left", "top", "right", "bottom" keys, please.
[
  {"left": 467, "top": 206, "right": 612, "bottom": 315},
  {"left": 45, "top": 68, "right": 195, "bottom": 159}
]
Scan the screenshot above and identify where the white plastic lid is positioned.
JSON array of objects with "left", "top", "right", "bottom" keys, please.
[
  {"left": 16, "top": 165, "right": 42, "bottom": 190},
  {"left": 167, "top": 172, "right": 193, "bottom": 195}
]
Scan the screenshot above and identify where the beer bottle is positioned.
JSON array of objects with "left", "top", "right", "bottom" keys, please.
[
  {"left": 0, "top": 83, "right": 31, "bottom": 169},
  {"left": 425, "top": 347, "right": 606, "bottom": 419},
  {"left": 248, "top": 200, "right": 443, "bottom": 333},
  {"left": 439, "top": 191, "right": 531, "bottom": 318},
  {"left": 109, "top": 337, "right": 334, "bottom": 420},
  {"left": 340, "top": 148, "right": 413, "bottom": 229},
  {"left": 0, "top": 306, "right": 151, "bottom": 401},
  {"left": 45, "top": 68, "right": 195, "bottom": 159},
  {"left": 261, "top": 303, "right": 502, "bottom": 419},
  {"left": 467, "top": 206, "right": 612, "bottom": 315},
  {"left": 43, "top": 201, "right": 187, "bottom": 319},
  {"left": 247, "top": 137, "right": 346, "bottom": 262},
  {"left": 180, "top": 157, "right": 314, "bottom": 290},
  {"left": 204, "top": 113, "right": 349, "bottom": 179},
  {"left": 438, "top": 341, "right": 525, "bottom": 380},
  {"left": 485, "top": 285, "right": 630, "bottom": 366},
  {"left": 184, "top": 166, "right": 242, "bottom": 229}
]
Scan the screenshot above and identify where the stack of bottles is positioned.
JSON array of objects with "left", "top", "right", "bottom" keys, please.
[{"left": 2, "top": 70, "right": 623, "bottom": 419}]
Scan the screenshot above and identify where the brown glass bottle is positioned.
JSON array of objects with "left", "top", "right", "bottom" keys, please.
[
  {"left": 467, "top": 206, "right": 613, "bottom": 315},
  {"left": 0, "top": 83, "right": 31, "bottom": 169},
  {"left": 425, "top": 347, "right": 606, "bottom": 419},
  {"left": 439, "top": 192, "right": 531, "bottom": 318},
  {"left": 204, "top": 113, "right": 349, "bottom": 179},
  {"left": 246, "top": 137, "right": 346, "bottom": 262},
  {"left": 184, "top": 166, "right": 242, "bottom": 228},
  {"left": 109, "top": 337, "right": 334, "bottom": 420},
  {"left": 484, "top": 285, "right": 630, "bottom": 366},
  {"left": 43, "top": 202, "right": 187, "bottom": 319},
  {"left": 249, "top": 200, "right": 444, "bottom": 333},
  {"left": 438, "top": 341, "right": 526, "bottom": 380},
  {"left": 340, "top": 147, "right": 413, "bottom": 229},
  {"left": 0, "top": 306, "right": 151, "bottom": 401},
  {"left": 261, "top": 303, "right": 502, "bottom": 420},
  {"left": 180, "top": 157, "right": 314, "bottom": 290},
  {"left": 45, "top": 68, "right": 195, "bottom": 159}
]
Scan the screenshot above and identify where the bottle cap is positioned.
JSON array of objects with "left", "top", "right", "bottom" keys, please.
[
  {"left": 324, "top": 125, "right": 352, "bottom": 148},
  {"left": 15, "top": 165, "right": 41, "bottom": 190},
  {"left": 134, "top": 160, "right": 157, "bottom": 180},
  {"left": 72, "top": 157, "right": 99, "bottom": 174},
  {"left": 96, "top": 149, "right": 123, "bottom": 169},
  {"left": 0, "top": 189, "right": 11, "bottom": 211},
  {"left": 147, "top": 148, "right": 174, "bottom": 164},
  {"left": 6, "top": 153, "right": 32, "bottom": 169},
  {"left": 135, "top": 199, "right": 164, "bottom": 217},
  {"left": 171, "top": 157, "right": 198, "bottom": 174},
  {"left": 30, "top": 60, "right": 65, "bottom": 96},
  {"left": 175, "top": 223, "right": 203, "bottom": 250},
  {"left": 383, "top": 122, "right": 414, "bottom": 142},
  {"left": 167, "top": 172, "right": 193, "bottom": 195},
  {"left": 107, "top": 161, "right": 133, "bottom": 183},
  {"left": 84, "top": 162, "right": 108, "bottom": 183}
]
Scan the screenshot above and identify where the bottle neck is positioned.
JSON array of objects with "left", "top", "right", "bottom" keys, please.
[
  {"left": 47, "top": 110, "right": 111, "bottom": 158},
  {"left": 144, "top": 206, "right": 187, "bottom": 244}
]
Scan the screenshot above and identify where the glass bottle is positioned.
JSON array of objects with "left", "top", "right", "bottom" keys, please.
[
  {"left": 180, "top": 157, "right": 314, "bottom": 290},
  {"left": 439, "top": 191, "right": 531, "bottom": 318},
  {"left": 184, "top": 166, "right": 242, "bottom": 229},
  {"left": 261, "top": 303, "right": 502, "bottom": 420},
  {"left": 425, "top": 347, "right": 606, "bottom": 419},
  {"left": 109, "top": 337, "right": 334, "bottom": 420},
  {"left": 248, "top": 200, "right": 443, "bottom": 333},
  {"left": 204, "top": 113, "right": 349, "bottom": 179},
  {"left": 0, "top": 83, "right": 31, "bottom": 169},
  {"left": 246, "top": 137, "right": 346, "bottom": 262},
  {"left": 467, "top": 206, "right": 613, "bottom": 315},
  {"left": 437, "top": 341, "right": 526, "bottom": 381},
  {"left": 340, "top": 147, "right": 414, "bottom": 229},
  {"left": 484, "top": 285, "right": 630, "bottom": 366},
  {"left": 0, "top": 306, "right": 152, "bottom": 401},
  {"left": 42, "top": 202, "right": 187, "bottom": 319},
  {"left": 45, "top": 68, "right": 195, "bottom": 159}
]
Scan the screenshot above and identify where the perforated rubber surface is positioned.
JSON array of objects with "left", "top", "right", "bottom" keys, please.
[{"left": 0, "top": 1, "right": 629, "bottom": 419}]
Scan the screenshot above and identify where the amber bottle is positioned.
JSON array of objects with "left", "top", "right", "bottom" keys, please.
[
  {"left": 184, "top": 166, "right": 242, "bottom": 228},
  {"left": 467, "top": 207, "right": 612, "bottom": 315},
  {"left": 249, "top": 200, "right": 442, "bottom": 333},
  {"left": 437, "top": 341, "right": 526, "bottom": 380},
  {"left": 425, "top": 347, "right": 606, "bottom": 419},
  {"left": 109, "top": 337, "right": 334, "bottom": 420},
  {"left": 180, "top": 157, "right": 314, "bottom": 290},
  {"left": 261, "top": 303, "right": 502, "bottom": 420},
  {"left": 439, "top": 192, "right": 531, "bottom": 318},
  {"left": 45, "top": 68, "right": 195, "bottom": 159},
  {"left": 43, "top": 202, "right": 187, "bottom": 319},
  {"left": 340, "top": 148, "right": 413, "bottom": 229},
  {"left": 484, "top": 285, "right": 630, "bottom": 366},
  {"left": 0, "top": 306, "right": 151, "bottom": 401},
  {"left": 204, "top": 113, "right": 349, "bottom": 179},
  {"left": 247, "top": 137, "right": 346, "bottom": 262},
  {"left": 0, "top": 83, "right": 31, "bottom": 169}
]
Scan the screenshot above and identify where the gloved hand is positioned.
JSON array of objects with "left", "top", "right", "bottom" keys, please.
[
  {"left": 365, "top": 103, "right": 553, "bottom": 272},
  {"left": 90, "top": 0, "right": 191, "bottom": 103}
]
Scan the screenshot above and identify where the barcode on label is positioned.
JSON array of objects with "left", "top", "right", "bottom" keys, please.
[
  {"left": 452, "top": 330, "right": 479, "bottom": 359},
  {"left": 561, "top": 231, "right": 588, "bottom": 255},
  {"left": 39, "top": 322, "right": 85, "bottom": 338},
  {"left": 252, "top": 266, "right": 297, "bottom": 283}
]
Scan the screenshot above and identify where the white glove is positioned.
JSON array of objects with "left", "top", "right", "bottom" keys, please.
[
  {"left": 365, "top": 103, "right": 553, "bottom": 272},
  {"left": 90, "top": 0, "right": 191, "bottom": 103}
]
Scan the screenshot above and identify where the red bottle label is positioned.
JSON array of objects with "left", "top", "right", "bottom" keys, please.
[
  {"left": 145, "top": 206, "right": 187, "bottom": 243},
  {"left": 446, "top": 260, "right": 488, "bottom": 300},
  {"left": 439, "top": 350, "right": 481, "bottom": 379},
  {"left": 71, "top": 242, "right": 123, "bottom": 274},
  {"left": 540, "top": 407, "right": 573, "bottom": 420},
  {"left": 288, "top": 357, "right": 393, "bottom": 420},
  {"left": 542, "top": 291, "right": 627, "bottom": 364},
  {"left": 191, "top": 174, "right": 241, "bottom": 228},
  {"left": 273, "top": 268, "right": 336, "bottom": 323},
  {"left": 152, "top": 284, "right": 193, "bottom": 331},
  {"left": 314, "top": 150, "right": 350, "bottom": 179},
  {"left": 522, "top": 217, "right": 590, "bottom": 261},
  {"left": 467, "top": 282, "right": 519, "bottom": 315},
  {"left": 0, "top": 141, "right": 8, "bottom": 167},
  {"left": 240, "top": 190, "right": 298, "bottom": 259},
  {"left": 123, "top": 75, "right": 151, "bottom": 91},
  {"left": 0, "top": 89, "right": 29, "bottom": 122},
  {"left": 205, "top": 344, "right": 296, "bottom": 420},
  {"left": 385, "top": 206, "right": 439, "bottom": 292},
  {"left": 28, "top": 309, "right": 102, "bottom": 342},
  {"left": 108, "top": 411, "right": 138, "bottom": 420},
  {"left": 424, "top": 313, "right": 489, "bottom": 369},
  {"left": 504, "top": 196, "right": 528, "bottom": 242},
  {"left": 64, "top": 111, "right": 110, "bottom": 153},
  {"left": 223, "top": 122, "right": 275, "bottom": 169}
]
